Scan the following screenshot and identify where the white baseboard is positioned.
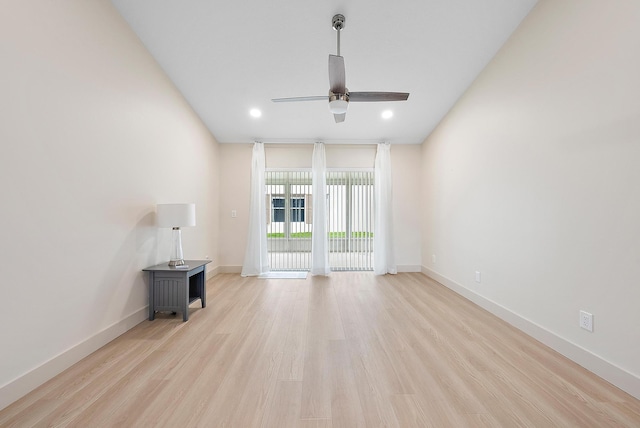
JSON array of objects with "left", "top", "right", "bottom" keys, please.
[
  {"left": 397, "top": 264, "right": 422, "bottom": 273},
  {"left": 421, "top": 266, "right": 640, "bottom": 400},
  {"left": 207, "top": 266, "right": 219, "bottom": 278},
  {"left": 217, "top": 266, "right": 421, "bottom": 274},
  {"left": 0, "top": 307, "right": 148, "bottom": 411},
  {"left": 218, "top": 265, "right": 242, "bottom": 274}
]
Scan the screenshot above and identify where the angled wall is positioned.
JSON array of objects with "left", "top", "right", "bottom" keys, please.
[
  {"left": 0, "top": 0, "right": 220, "bottom": 409},
  {"left": 421, "top": 0, "right": 640, "bottom": 398}
]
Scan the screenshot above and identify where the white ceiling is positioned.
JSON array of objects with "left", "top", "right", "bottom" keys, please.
[{"left": 111, "top": 0, "right": 537, "bottom": 145}]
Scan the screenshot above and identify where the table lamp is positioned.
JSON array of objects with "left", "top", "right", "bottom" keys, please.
[{"left": 157, "top": 203, "right": 196, "bottom": 267}]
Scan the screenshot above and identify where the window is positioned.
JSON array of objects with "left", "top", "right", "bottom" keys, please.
[
  {"left": 290, "top": 197, "right": 305, "bottom": 222},
  {"left": 272, "top": 196, "right": 285, "bottom": 222},
  {"left": 270, "top": 196, "right": 305, "bottom": 223}
]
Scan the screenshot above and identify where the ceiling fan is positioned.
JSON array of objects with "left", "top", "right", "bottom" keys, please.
[{"left": 271, "top": 14, "right": 410, "bottom": 123}]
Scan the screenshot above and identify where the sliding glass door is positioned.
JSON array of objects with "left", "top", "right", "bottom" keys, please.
[
  {"left": 265, "top": 169, "right": 374, "bottom": 271},
  {"left": 266, "top": 171, "right": 312, "bottom": 270},
  {"left": 327, "top": 171, "right": 374, "bottom": 271}
]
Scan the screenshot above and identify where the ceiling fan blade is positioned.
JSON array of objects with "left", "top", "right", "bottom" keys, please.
[
  {"left": 333, "top": 113, "right": 346, "bottom": 123},
  {"left": 329, "top": 55, "right": 346, "bottom": 93},
  {"left": 272, "top": 96, "right": 327, "bottom": 103},
  {"left": 348, "top": 92, "right": 410, "bottom": 102}
]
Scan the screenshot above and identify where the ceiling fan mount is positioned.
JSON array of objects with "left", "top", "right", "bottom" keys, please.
[
  {"left": 272, "top": 14, "right": 409, "bottom": 123},
  {"left": 332, "top": 14, "right": 345, "bottom": 32}
]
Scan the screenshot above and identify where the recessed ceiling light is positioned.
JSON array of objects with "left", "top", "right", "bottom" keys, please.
[
  {"left": 249, "top": 108, "right": 262, "bottom": 118},
  {"left": 381, "top": 110, "right": 393, "bottom": 119}
]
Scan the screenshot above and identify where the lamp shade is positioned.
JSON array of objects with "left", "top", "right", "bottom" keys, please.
[{"left": 157, "top": 203, "right": 196, "bottom": 228}]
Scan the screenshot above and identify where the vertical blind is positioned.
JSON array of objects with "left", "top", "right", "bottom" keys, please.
[
  {"left": 265, "top": 170, "right": 374, "bottom": 271},
  {"left": 326, "top": 171, "right": 374, "bottom": 271}
]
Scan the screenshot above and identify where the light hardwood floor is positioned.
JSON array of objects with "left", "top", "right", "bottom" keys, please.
[{"left": 2, "top": 272, "right": 639, "bottom": 427}]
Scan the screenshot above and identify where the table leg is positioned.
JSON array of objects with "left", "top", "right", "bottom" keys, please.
[{"left": 200, "top": 269, "right": 206, "bottom": 308}]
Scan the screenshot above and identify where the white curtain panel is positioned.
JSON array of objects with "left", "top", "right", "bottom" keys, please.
[
  {"left": 241, "top": 142, "right": 270, "bottom": 276},
  {"left": 311, "top": 142, "right": 330, "bottom": 275},
  {"left": 374, "top": 143, "right": 397, "bottom": 275}
]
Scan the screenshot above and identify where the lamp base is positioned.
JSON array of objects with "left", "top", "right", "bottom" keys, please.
[{"left": 167, "top": 227, "right": 185, "bottom": 267}]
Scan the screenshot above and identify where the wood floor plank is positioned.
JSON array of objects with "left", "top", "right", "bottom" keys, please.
[
  {"left": 333, "top": 276, "right": 411, "bottom": 427},
  {"left": 277, "top": 280, "right": 310, "bottom": 381},
  {"left": 1, "top": 272, "right": 639, "bottom": 427},
  {"left": 389, "top": 394, "right": 430, "bottom": 427},
  {"left": 412, "top": 397, "right": 480, "bottom": 427},
  {"left": 263, "top": 380, "right": 303, "bottom": 428},
  {"left": 297, "top": 418, "right": 333, "bottom": 428},
  {"left": 327, "top": 339, "right": 366, "bottom": 428},
  {"left": 194, "top": 282, "right": 286, "bottom": 426},
  {"left": 299, "top": 320, "right": 331, "bottom": 419},
  {"left": 125, "top": 332, "right": 231, "bottom": 427},
  {"left": 225, "top": 352, "right": 283, "bottom": 427}
]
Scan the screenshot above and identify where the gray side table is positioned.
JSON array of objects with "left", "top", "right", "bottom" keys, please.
[{"left": 143, "top": 260, "right": 211, "bottom": 321}]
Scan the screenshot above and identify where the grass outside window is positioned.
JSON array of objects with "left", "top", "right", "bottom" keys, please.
[{"left": 267, "top": 232, "right": 373, "bottom": 238}]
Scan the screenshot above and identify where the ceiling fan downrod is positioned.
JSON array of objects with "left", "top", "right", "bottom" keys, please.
[{"left": 332, "top": 14, "right": 345, "bottom": 57}]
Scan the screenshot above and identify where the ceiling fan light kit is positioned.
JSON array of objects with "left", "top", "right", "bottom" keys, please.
[
  {"left": 328, "top": 93, "right": 349, "bottom": 114},
  {"left": 271, "top": 14, "right": 409, "bottom": 123}
]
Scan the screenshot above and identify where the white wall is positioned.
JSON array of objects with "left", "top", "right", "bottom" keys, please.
[
  {"left": 219, "top": 143, "right": 421, "bottom": 271},
  {"left": 421, "top": 0, "right": 640, "bottom": 397},
  {"left": 0, "top": 0, "right": 220, "bottom": 409},
  {"left": 218, "top": 144, "right": 253, "bottom": 270},
  {"left": 391, "top": 145, "right": 422, "bottom": 270}
]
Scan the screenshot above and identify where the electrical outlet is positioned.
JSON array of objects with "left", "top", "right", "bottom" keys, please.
[
  {"left": 579, "top": 310, "right": 593, "bottom": 332},
  {"left": 231, "top": 210, "right": 237, "bottom": 218},
  {"left": 432, "top": 254, "right": 436, "bottom": 263},
  {"left": 475, "top": 271, "right": 481, "bottom": 283}
]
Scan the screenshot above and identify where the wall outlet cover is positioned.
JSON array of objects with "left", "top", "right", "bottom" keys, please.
[{"left": 579, "top": 310, "right": 593, "bottom": 332}]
